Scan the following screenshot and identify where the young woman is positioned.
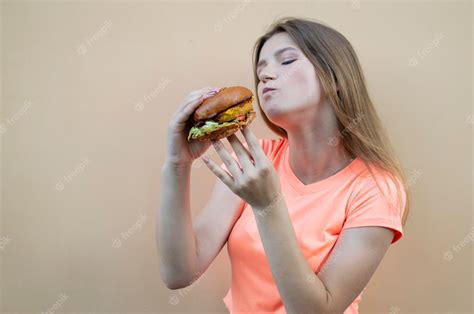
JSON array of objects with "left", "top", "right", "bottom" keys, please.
[{"left": 159, "top": 17, "right": 411, "bottom": 314}]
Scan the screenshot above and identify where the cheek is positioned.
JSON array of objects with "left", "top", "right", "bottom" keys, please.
[{"left": 285, "top": 67, "right": 323, "bottom": 106}]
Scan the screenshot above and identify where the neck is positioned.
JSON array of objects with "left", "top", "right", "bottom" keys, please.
[{"left": 286, "top": 132, "right": 354, "bottom": 185}]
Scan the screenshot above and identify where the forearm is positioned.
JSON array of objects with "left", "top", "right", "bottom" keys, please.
[
  {"left": 158, "top": 161, "right": 198, "bottom": 288},
  {"left": 252, "top": 197, "right": 331, "bottom": 314}
]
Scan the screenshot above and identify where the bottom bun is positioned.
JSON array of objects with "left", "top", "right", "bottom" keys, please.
[{"left": 196, "top": 111, "right": 256, "bottom": 141}]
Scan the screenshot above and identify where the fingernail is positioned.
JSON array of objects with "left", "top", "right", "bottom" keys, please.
[{"left": 202, "top": 155, "right": 209, "bottom": 163}]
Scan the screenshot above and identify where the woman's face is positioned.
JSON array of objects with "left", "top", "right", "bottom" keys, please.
[{"left": 256, "top": 32, "right": 325, "bottom": 128}]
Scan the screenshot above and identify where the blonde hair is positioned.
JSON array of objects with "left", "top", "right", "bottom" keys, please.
[{"left": 252, "top": 17, "right": 411, "bottom": 226}]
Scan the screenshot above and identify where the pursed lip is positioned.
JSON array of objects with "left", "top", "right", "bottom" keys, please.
[{"left": 262, "top": 87, "right": 277, "bottom": 94}]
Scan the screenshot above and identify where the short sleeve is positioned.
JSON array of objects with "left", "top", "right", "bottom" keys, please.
[
  {"left": 343, "top": 173, "right": 407, "bottom": 244},
  {"left": 219, "top": 138, "right": 275, "bottom": 171}
]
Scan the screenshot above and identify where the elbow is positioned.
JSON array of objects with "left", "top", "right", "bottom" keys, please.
[
  {"left": 160, "top": 269, "right": 194, "bottom": 290},
  {"left": 294, "top": 290, "right": 335, "bottom": 314},
  {"left": 161, "top": 273, "right": 187, "bottom": 290},
  {"left": 284, "top": 294, "right": 331, "bottom": 314},
  {"left": 163, "top": 280, "right": 188, "bottom": 290}
]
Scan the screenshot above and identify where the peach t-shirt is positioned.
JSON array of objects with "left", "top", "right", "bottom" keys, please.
[{"left": 219, "top": 137, "right": 406, "bottom": 314}]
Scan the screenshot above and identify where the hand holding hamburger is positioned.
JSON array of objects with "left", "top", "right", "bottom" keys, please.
[
  {"left": 165, "top": 86, "right": 256, "bottom": 167},
  {"left": 187, "top": 86, "right": 257, "bottom": 141}
]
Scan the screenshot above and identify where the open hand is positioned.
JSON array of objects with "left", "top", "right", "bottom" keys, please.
[{"left": 201, "top": 125, "right": 283, "bottom": 210}]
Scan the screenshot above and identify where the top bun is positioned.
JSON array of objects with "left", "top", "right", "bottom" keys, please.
[{"left": 193, "top": 86, "right": 253, "bottom": 121}]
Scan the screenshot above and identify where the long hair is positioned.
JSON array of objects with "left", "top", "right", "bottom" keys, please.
[{"left": 252, "top": 17, "right": 411, "bottom": 226}]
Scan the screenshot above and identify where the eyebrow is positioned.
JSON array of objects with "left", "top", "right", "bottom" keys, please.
[{"left": 257, "top": 47, "right": 298, "bottom": 69}]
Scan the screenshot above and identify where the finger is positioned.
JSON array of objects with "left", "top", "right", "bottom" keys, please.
[
  {"left": 173, "top": 95, "right": 205, "bottom": 124},
  {"left": 187, "top": 87, "right": 222, "bottom": 104},
  {"left": 226, "top": 133, "right": 255, "bottom": 168},
  {"left": 240, "top": 125, "right": 266, "bottom": 164},
  {"left": 175, "top": 86, "right": 221, "bottom": 117},
  {"left": 190, "top": 86, "right": 221, "bottom": 97},
  {"left": 173, "top": 88, "right": 222, "bottom": 124},
  {"left": 211, "top": 139, "right": 243, "bottom": 179},
  {"left": 174, "top": 92, "right": 202, "bottom": 115},
  {"left": 171, "top": 86, "right": 224, "bottom": 130},
  {"left": 178, "top": 87, "right": 220, "bottom": 118},
  {"left": 202, "top": 155, "right": 234, "bottom": 187}
]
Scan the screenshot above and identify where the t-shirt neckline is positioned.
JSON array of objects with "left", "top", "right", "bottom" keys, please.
[{"left": 283, "top": 139, "right": 359, "bottom": 194}]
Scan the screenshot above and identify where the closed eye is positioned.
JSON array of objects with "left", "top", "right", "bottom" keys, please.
[{"left": 282, "top": 59, "right": 296, "bottom": 65}]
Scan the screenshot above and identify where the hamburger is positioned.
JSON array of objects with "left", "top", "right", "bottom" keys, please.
[{"left": 187, "top": 86, "right": 257, "bottom": 141}]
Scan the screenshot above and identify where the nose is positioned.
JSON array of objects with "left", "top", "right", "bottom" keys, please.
[
  {"left": 260, "top": 75, "right": 279, "bottom": 94},
  {"left": 261, "top": 76, "right": 274, "bottom": 85},
  {"left": 259, "top": 63, "right": 278, "bottom": 84},
  {"left": 260, "top": 70, "right": 276, "bottom": 84}
]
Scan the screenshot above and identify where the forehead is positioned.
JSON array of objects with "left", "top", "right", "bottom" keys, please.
[{"left": 259, "top": 32, "right": 300, "bottom": 58}]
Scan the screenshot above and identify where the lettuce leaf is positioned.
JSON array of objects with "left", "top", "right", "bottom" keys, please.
[{"left": 188, "top": 118, "right": 240, "bottom": 141}]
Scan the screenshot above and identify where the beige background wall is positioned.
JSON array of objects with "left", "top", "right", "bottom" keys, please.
[{"left": 1, "top": 1, "right": 472, "bottom": 313}]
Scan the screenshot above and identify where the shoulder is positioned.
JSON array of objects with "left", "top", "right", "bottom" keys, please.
[
  {"left": 349, "top": 160, "right": 405, "bottom": 201},
  {"left": 353, "top": 166, "right": 406, "bottom": 204},
  {"left": 344, "top": 163, "right": 407, "bottom": 244}
]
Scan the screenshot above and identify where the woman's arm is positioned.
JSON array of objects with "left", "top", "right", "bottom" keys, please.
[
  {"left": 157, "top": 159, "right": 245, "bottom": 290},
  {"left": 157, "top": 161, "right": 199, "bottom": 289},
  {"left": 252, "top": 198, "right": 394, "bottom": 314}
]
